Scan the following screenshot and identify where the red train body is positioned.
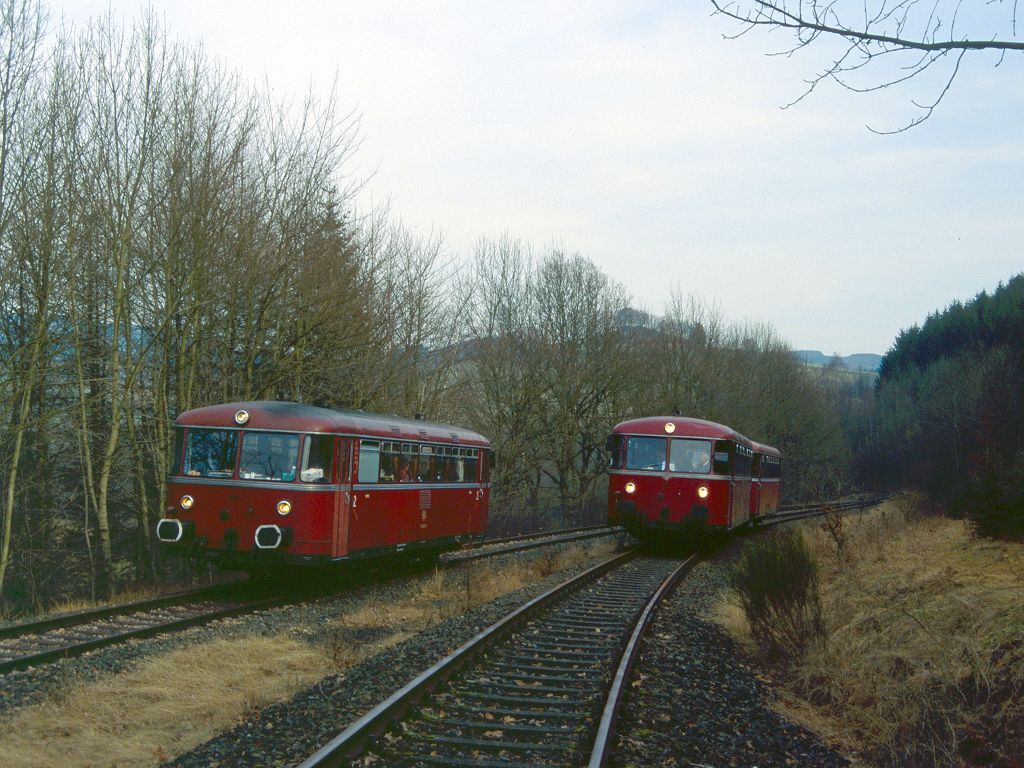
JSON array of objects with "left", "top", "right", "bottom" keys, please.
[
  {"left": 750, "top": 441, "right": 783, "bottom": 520},
  {"left": 607, "top": 416, "right": 781, "bottom": 541},
  {"left": 156, "top": 401, "right": 490, "bottom": 568}
]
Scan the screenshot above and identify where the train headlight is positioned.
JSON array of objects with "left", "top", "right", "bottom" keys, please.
[
  {"left": 276, "top": 499, "right": 292, "bottom": 516},
  {"left": 624, "top": 482, "right": 636, "bottom": 494},
  {"left": 664, "top": 422, "right": 676, "bottom": 433},
  {"left": 180, "top": 495, "right": 194, "bottom": 510},
  {"left": 697, "top": 486, "right": 709, "bottom": 499},
  {"left": 234, "top": 409, "right": 250, "bottom": 425}
]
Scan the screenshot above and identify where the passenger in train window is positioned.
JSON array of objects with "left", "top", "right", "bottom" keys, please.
[{"left": 378, "top": 447, "right": 394, "bottom": 482}]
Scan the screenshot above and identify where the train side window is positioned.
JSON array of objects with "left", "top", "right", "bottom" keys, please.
[
  {"left": 736, "top": 446, "right": 752, "bottom": 477},
  {"left": 712, "top": 440, "right": 732, "bottom": 475},
  {"left": 607, "top": 434, "right": 625, "bottom": 468},
  {"left": 419, "top": 445, "right": 436, "bottom": 481},
  {"left": 301, "top": 434, "right": 334, "bottom": 483},
  {"left": 377, "top": 441, "right": 398, "bottom": 482},
  {"left": 752, "top": 453, "right": 762, "bottom": 479},
  {"left": 465, "top": 449, "right": 479, "bottom": 482},
  {"left": 448, "top": 448, "right": 464, "bottom": 483},
  {"left": 336, "top": 440, "right": 351, "bottom": 482},
  {"left": 171, "top": 428, "right": 184, "bottom": 475},
  {"left": 397, "top": 443, "right": 416, "bottom": 482},
  {"left": 482, "top": 449, "right": 492, "bottom": 483},
  {"left": 358, "top": 440, "right": 380, "bottom": 483}
]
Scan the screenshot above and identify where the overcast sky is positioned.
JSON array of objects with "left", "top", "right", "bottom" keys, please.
[{"left": 59, "top": 1, "right": 1024, "bottom": 355}]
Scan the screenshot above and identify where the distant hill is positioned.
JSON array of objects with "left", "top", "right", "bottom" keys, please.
[{"left": 794, "top": 350, "right": 882, "bottom": 371}]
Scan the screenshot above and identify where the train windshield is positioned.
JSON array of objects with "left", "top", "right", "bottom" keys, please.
[
  {"left": 625, "top": 437, "right": 666, "bottom": 471},
  {"left": 669, "top": 438, "right": 712, "bottom": 473},
  {"left": 239, "top": 431, "right": 300, "bottom": 481},
  {"left": 184, "top": 429, "right": 239, "bottom": 478}
]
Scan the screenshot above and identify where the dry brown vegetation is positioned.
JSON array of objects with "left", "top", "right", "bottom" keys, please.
[
  {"left": 715, "top": 496, "right": 1024, "bottom": 767},
  {"left": 0, "top": 540, "right": 615, "bottom": 767},
  {"left": 0, "top": 636, "right": 329, "bottom": 768}
]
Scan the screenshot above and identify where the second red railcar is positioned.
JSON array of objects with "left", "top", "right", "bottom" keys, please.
[
  {"left": 750, "top": 441, "right": 783, "bottom": 521},
  {"left": 607, "top": 415, "right": 772, "bottom": 542}
]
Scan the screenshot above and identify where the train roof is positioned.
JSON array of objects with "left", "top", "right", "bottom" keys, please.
[
  {"left": 751, "top": 440, "right": 782, "bottom": 458},
  {"left": 175, "top": 401, "right": 490, "bottom": 447},
  {"left": 610, "top": 415, "right": 752, "bottom": 446}
]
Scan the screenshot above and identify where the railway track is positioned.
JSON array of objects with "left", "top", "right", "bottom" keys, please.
[
  {"left": 0, "top": 525, "right": 622, "bottom": 677},
  {"left": 0, "top": 589, "right": 288, "bottom": 676},
  {"left": 765, "top": 495, "right": 888, "bottom": 527},
  {"left": 299, "top": 551, "right": 696, "bottom": 768},
  {"left": 444, "top": 524, "right": 620, "bottom": 564}
]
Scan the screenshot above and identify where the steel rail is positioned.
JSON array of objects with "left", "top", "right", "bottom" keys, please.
[
  {"left": 0, "top": 583, "right": 240, "bottom": 641},
  {"left": 0, "top": 527, "right": 623, "bottom": 676},
  {"left": 481, "top": 523, "right": 616, "bottom": 548},
  {"left": 587, "top": 553, "right": 699, "bottom": 768},
  {"left": 760, "top": 495, "right": 888, "bottom": 528},
  {"left": 297, "top": 550, "right": 638, "bottom": 767},
  {"left": 443, "top": 525, "right": 621, "bottom": 564},
  {"left": 0, "top": 594, "right": 289, "bottom": 676}
]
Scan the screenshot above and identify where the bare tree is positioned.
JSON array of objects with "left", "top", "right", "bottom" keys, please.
[
  {"left": 532, "top": 250, "right": 630, "bottom": 526},
  {"left": 0, "top": 0, "right": 48, "bottom": 594},
  {"left": 457, "top": 235, "right": 548, "bottom": 531},
  {"left": 711, "top": 1, "right": 1024, "bottom": 130}
]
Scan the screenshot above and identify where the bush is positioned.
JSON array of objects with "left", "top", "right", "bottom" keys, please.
[
  {"left": 728, "top": 530, "right": 825, "bottom": 660},
  {"left": 961, "top": 450, "right": 1024, "bottom": 540}
]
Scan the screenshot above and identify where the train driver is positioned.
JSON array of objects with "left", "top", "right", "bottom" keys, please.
[{"left": 690, "top": 449, "right": 711, "bottom": 473}]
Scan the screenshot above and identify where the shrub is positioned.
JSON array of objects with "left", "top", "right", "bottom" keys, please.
[
  {"left": 728, "top": 530, "right": 825, "bottom": 660},
  {"left": 961, "top": 450, "right": 1024, "bottom": 540}
]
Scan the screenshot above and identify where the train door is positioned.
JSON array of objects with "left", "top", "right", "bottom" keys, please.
[
  {"left": 332, "top": 438, "right": 352, "bottom": 557},
  {"left": 712, "top": 440, "right": 735, "bottom": 527},
  {"left": 732, "top": 444, "right": 752, "bottom": 527},
  {"left": 750, "top": 453, "right": 762, "bottom": 520},
  {"left": 473, "top": 449, "right": 490, "bottom": 536}
]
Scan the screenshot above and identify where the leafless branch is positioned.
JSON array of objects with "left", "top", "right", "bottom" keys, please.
[{"left": 711, "top": 1, "right": 1022, "bottom": 128}]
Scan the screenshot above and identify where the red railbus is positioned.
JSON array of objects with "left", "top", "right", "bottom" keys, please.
[
  {"left": 750, "top": 441, "right": 782, "bottom": 521},
  {"left": 156, "top": 401, "right": 491, "bottom": 569},
  {"left": 606, "top": 416, "right": 757, "bottom": 541}
]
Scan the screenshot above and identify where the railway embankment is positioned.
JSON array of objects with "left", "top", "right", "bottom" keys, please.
[
  {"left": 0, "top": 539, "right": 617, "bottom": 767},
  {"left": 714, "top": 494, "right": 1024, "bottom": 767}
]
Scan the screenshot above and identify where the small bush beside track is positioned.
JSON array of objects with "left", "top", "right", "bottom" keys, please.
[{"left": 727, "top": 529, "right": 825, "bottom": 661}]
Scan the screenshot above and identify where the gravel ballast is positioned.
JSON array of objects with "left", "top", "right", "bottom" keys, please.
[
  {"left": 610, "top": 539, "right": 849, "bottom": 767},
  {"left": 165, "top": 551, "right": 617, "bottom": 767},
  {"left": 1, "top": 535, "right": 850, "bottom": 767}
]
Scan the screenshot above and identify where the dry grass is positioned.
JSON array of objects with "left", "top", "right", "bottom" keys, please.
[
  {"left": 714, "top": 495, "right": 1024, "bottom": 767},
  {"left": 0, "top": 635, "right": 329, "bottom": 768},
  {"left": 4, "top": 580, "right": 235, "bottom": 624},
  {"left": 0, "top": 539, "right": 617, "bottom": 768}
]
